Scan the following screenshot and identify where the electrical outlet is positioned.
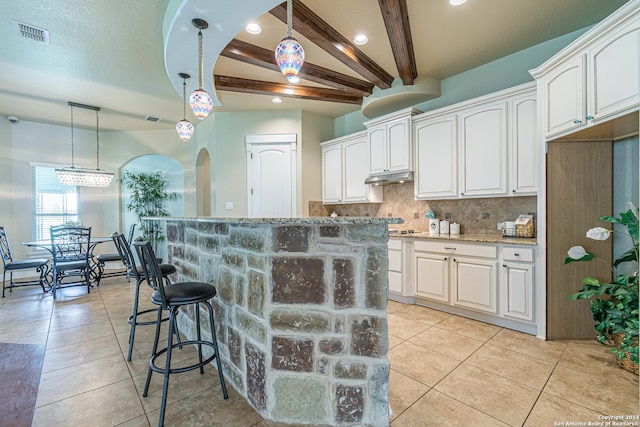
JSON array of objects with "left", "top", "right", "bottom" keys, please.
[
  {"left": 497, "top": 222, "right": 504, "bottom": 230},
  {"left": 482, "top": 212, "right": 490, "bottom": 219}
]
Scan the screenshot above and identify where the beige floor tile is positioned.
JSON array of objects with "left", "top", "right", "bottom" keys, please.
[
  {"left": 559, "top": 340, "right": 624, "bottom": 375},
  {"left": 435, "top": 363, "right": 539, "bottom": 426},
  {"left": 387, "top": 313, "right": 432, "bottom": 340},
  {"left": 388, "top": 333, "right": 404, "bottom": 350},
  {"left": 392, "top": 305, "right": 451, "bottom": 325},
  {"left": 46, "top": 319, "right": 115, "bottom": 349},
  {"left": 544, "top": 365, "right": 639, "bottom": 415},
  {"left": 392, "top": 389, "right": 510, "bottom": 427},
  {"left": 114, "top": 415, "right": 151, "bottom": 427},
  {"left": 0, "top": 331, "right": 48, "bottom": 345},
  {"left": 389, "top": 341, "right": 460, "bottom": 387},
  {"left": 49, "top": 307, "right": 110, "bottom": 331},
  {"left": 0, "top": 317, "right": 50, "bottom": 341},
  {"left": 132, "top": 356, "right": 227, "bottom": 413},
  {"left": 36, "top": 353, "right": 131, "bottom": 406},
  {"left": 489, "top": 328, "right": 568, "bottom": 362},
  {"left": 435, "top": 315, "right": 502, "bottom": 341},
  {"left": 32, "top": 379, "right": 145, "bottom": 427},
  {"left": 524, "top": 393, "right": 606, "bottom": 427},
  {"left": 465, "top": 343, "right": 556, "bottom": 390},
  {"left": 388, "top": 369, "right": 429, "bottom": 422},
  {"left": 387, "top": 300, "right": 409, "bottom": 313},
  {"left": 42, "top": 334, "right": 122, "bottom": 373},
  {"left": 146, "top": 386, "right": 262, "bottom": 427},
  {"left": 409, "top": 327, "right": 484, "bottom": 361}
]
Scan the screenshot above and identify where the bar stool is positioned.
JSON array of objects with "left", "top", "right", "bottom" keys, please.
[
  {"left": 133, "top": 240, "right": 228, "bottom": 427},
  {"left": 111, "top": 233, "right": 177, "bottom": 361}
]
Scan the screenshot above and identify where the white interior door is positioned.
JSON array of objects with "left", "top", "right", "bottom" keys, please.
[{"left": 246, "top": 133, "right": 297, "bottom": 218}]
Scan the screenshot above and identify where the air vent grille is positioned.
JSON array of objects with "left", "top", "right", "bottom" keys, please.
[
  {"left": 13, "top": 20, "right": 49, "bottom": 44},
  {"left": 145, "top": 116, "right": 161, "bottom": 123}
]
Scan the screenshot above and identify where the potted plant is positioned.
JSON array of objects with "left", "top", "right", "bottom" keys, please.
[
  {"left": 119, "top": 171, "right": 178, "bottom": 251},
  {"left": 565, "top": 206, "right": 639, "bottom": 374}
]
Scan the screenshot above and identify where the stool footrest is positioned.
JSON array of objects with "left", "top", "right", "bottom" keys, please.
[
  {"left": 149, "top": 340, "right": 218, "bottom": 375},
  {"left": 128, "top": 309, "right": 169, "bottom": 326}
]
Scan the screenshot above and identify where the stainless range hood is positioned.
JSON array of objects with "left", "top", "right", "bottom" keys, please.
[{"left": 364, "top": 170, "right": 414, "bottom": 185}]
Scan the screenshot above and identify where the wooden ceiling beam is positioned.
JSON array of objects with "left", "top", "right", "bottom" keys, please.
[
  {"left": 270, "top": 0, "right": 394, "bottom": 89},
  {"left": 378, "top": 0, "right": 417, "bottom": 85},
  {"left": 221, "top": 39, "right": 374, "bottom": 96},
  {"left": 214, "top": 75, "right": 363, "bottom": 105}
]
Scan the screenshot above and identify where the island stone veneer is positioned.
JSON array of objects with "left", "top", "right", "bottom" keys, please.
[{"left": 153, "top": 217, "right": 402, "bottom": 427}]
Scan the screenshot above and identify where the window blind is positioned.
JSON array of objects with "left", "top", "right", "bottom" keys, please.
[{"left": 31, "top": 166, "right": 79, "bottom": 241}]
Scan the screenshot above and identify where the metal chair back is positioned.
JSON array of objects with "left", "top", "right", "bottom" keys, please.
[
  {"left": 132, "top": 240, "right": 168, "bottom": 309},
  {"left": 50, "top": 225, "right": 92, "bottom": 263},
  {"left": 111, "top": 232, "right": 139, "bottom": 280},
  {"left": 0, "top": 226, "right": 14, "bottom": 267},
  {"left": 127, "top": 223, "right": 137, "bottom": 244}
]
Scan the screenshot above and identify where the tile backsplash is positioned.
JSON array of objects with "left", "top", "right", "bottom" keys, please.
[{"left": 309, "top": 182, "right": 537, "bottom": 235}]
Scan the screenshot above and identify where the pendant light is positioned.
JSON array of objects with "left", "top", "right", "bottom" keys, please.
[
  {"left": 176, "top": 73, "right": 194, "bottom": 141},
  {"left": 189, "top": 18, "right": 213, "bottom": 120},
  {"left": 275, "top": 0, "right": 305, "bottom": 81},
  {"left": 56, "top": 102, "right": 114, "bottom": 187}
]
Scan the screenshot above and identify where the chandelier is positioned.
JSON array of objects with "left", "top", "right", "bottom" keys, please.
[
  {"left": 189, "top": 19, "right": 213, "bottom": 120},
  {"left": 56, "top": 102, "right": 114, "bottom": 187},
  {"left": 176, "top": 73, "right": 194, "bottom": 141},
  {"left": 275, "top": 0, "right": 305, "bottom": 81}
]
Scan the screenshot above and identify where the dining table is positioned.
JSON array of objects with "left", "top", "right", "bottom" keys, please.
[{"left": 22, "top": 236, "right": 114, "bottom": 287}]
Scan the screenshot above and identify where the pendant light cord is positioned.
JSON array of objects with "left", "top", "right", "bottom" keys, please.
[
  {"left": 198, "top": 29, "right": 204, "bottom": 89},
  {"left": 286, "top": 0, "right": 293, "bottom": 37},
  {"left": 182, "top": 80, "right": 188, "bottom": 119},
  {"left": 70, "top": 104, "right": 76, "bottom": 168},
  {"left": 95, "top": 109, "right": 100, "bottom": 171}
]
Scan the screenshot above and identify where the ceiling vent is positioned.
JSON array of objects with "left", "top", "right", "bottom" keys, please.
[
  {"left": 13, "top": 20, "right": 49, "bottom": 44},
  {"left": 145, "top": 116, "right": 161, "bottom": 123}
]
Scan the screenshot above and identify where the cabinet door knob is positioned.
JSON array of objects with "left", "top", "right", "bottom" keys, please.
[
  {"left": 586, "top": 115, "right": 593, "bottom": 120},
  {"left": 503, "top": 264, "right": 507, "bottom": 268},
  {"left": 573, "top": 119, "right": 582, "bottom": 124},
  {"left": 444, "top": 257, "right": 447, "bottom": 261},
  {"left": 514, "top": 253, "right": 520, "bottom": 256},
  {"left": 512, "top": 189, "right": 516, "bottom": 193},
  {"left": 460, "top": 192, "right": 464, "bottom": 196}
]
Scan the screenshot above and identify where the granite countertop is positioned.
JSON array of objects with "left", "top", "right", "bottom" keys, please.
[
  {"left": 389, "top": 231, "right": 537, "bottom": 246},
  {"left": 145, "top": 216, "right": 404, "bottom": 225}
]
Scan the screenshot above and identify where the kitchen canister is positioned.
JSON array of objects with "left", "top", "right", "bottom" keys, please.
[
  {"left": 450, "top": 222, "right": 461, "bottom": 235},
  {"left": 439, "top": 220, "right": 450, "bottom": 234},
  {"left": 428, "top": 218, "right": 440, "bottom": 234}
]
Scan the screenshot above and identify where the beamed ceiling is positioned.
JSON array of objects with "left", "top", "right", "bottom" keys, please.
[{"left": 0, "top": 0, "right": 629, "bottom": 131}]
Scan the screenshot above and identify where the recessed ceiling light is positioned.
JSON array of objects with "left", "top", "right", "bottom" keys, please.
[
  {"left": 245, "top": 23, "right": 261, "bottom": 34},
  {"left": 449, "top": 0, "right": 467, "bottom": 5},
  {"left": 353, "top": 34, "right": 368, "bottom": 45},
  {"left": 287, "top": 76, "right": 300, "bottom": 83},
  {"left": 272, "top": 97, "right": 282, "bottom": 103}
]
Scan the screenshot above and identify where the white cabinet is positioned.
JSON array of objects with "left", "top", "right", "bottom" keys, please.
[
  {"left": 321, "top": 132, "right": 382, "bottom": 204},
  {"left": 414, "top": 116, "right": 458, "bottom": 199},
  {"left": 459, "top": 101, "right": 507, "bottom": 197},
  {"left": 413, "top": 240, "right": 498, "bottom": 314},
  {"left": 388, "top": 238, "right": 403, "bottom": 294},
  {"left": 365, "top": 108, "right": 418, "bottom": 175},
  {"left": 501, "top": 246, "right": 534, "bottom": 321},
  {"left": 531, "top": 4, "right": 639, "bottom": 138},
  {"left": 414, "top": 84, "right": 535, "bottom": 200}
]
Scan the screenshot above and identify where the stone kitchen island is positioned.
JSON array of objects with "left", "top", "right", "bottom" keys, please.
[{"left": 148, "top": 216, "right": 402, "bottom": 427}]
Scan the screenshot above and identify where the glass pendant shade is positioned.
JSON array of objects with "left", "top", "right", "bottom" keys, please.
[
  {"left": 275, "top": 37, "right": 305, "bottom": 81},
  {"left": 55, "top": 102, "right": 114, "bottom": 188},
  {"left": 188, "top": 89, "right": 213, "bottom": 120},
  {"left": 176, "top": 119, "right": 194, "bottom": 141}
]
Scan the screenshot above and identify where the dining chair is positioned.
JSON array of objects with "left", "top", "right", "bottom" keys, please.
[
  {"left": 49, "top": 225, "right": 92, "bottom": 299},
  {"left": 95, "top": 224, "right": 137, "bottom": 283},
  {"left": 0, "top": 226, "right": 49, "bottom": 297},
  {"left": 133, "top": 240, "right": 227, "bottom": 427}
]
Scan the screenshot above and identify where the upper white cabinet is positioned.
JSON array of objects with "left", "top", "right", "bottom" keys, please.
[
  {"left": 414, "top": 84, "right": 536, "bottom": 200},
  {"left": 321, "top": 132, "right": 382, "bottom": 204},
  {"left": 459, "top": 101, "right": 507, "bottom": 197},
  {"left": 530, "top": 2, "right": 639, "bottom": 139},
  {"left": 365, "top": 108, "right": 419, "bottom": 175}
]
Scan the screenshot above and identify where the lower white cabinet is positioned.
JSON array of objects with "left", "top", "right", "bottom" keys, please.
[
  {"left": 415, "top": 252, "right": 449, "bottom": 302},
  {"left": 501, "top": 246, "right": 535, "bottom": 321},
  {"left": 388, "top": 238, "right": 403, "bottom": 294},
  {"left": 452, "top": 256, "right": 498, "bottom": 313}
]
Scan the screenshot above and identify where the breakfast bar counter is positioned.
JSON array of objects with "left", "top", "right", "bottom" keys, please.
[{"left": 148, "top": 216, "right": 402, "bottom": 427}]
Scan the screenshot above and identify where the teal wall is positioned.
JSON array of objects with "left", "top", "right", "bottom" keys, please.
[{"left": 333, "top": 27, "right": 591, "bottom": 138}]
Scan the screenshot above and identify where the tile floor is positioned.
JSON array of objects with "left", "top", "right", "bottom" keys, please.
[{"left": 0, "top": 276, "right": 638, "bottom": 427}]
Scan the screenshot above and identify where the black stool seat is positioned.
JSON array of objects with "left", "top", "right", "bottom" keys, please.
[
  {"left": 151, "top": 282, "right": 217, "bottom": 305},
  {"left": 4, "top": 259, "right": 49, "bottom": 270},
  {"left": 96, "top": 253, "right": 122, "bottom": 262},
  {"left": 134, "top": 240, "right": 227, "bottom": 427}
]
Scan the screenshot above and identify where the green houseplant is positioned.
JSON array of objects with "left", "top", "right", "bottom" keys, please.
[
  {"left": 565, "top": 207, "right": 639, "bottom": 373},
  {"left": 119, "top": 171, "right": 178, "bottom": 249}
]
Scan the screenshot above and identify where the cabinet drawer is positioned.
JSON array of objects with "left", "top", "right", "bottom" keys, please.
[
  {"left": 389, "top": 250, "right": 402, "bottom": 271},
  {"left": 413, "top": 240, "right": 497, "bottom": 258},
  {"left": 503, "top": 247, "right": 534, "bottom": 262},
  {"left": 388, "top": 238, "right": 402, "bottom": 250}
]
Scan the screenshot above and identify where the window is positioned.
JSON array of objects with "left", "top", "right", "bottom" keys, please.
[{"left": 31, "top": 166, "right": 79, "bottom": 241}]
